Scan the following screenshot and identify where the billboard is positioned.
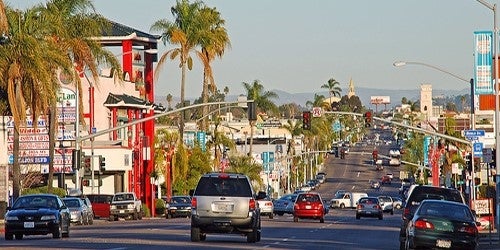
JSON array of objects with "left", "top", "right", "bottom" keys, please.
[
  {"left": 370, "top": 96, "right": 390, "bottom": 104},
  {"left": 473, "top": 31, "right": 493, "bottom": 94}
]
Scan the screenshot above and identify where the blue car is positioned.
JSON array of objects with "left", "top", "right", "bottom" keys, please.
[
  {"left": 4, "top": 194, "right": 71, "bottom": 240},
  {"left": 272, "top": 194, "right": 297, "bottom": 216}
]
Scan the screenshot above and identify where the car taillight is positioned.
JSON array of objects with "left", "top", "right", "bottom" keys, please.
[
  {"left": 191, "top": 197, "right": 197, "bottom": 209},
  {"left": 414, "top": 219, "right": 434, "bottom": 230},
  {"left": 458, "top": 225, "right": 478, "bottom": 235},
  {"left": 403, "top": 208, "right": 410, "bottom": 219},
  {"left": 357, "top": 204, "right": 364, "bottom": 209},
  {"left": 249, "top": 198, "right": 256, "bottom": 210},
  {"left": 218, "top": 173, "right": 230, "bottom": 179},
  {"left": 374, "top": 205, "right": 381, "bottom": 209},
  {"left": 265, "top": 201, "right": 273, "bottom": 206}
]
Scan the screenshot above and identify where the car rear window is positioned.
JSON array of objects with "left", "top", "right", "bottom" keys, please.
[
  {"left": 86, "top": 194, "right": 113, "bottom": 204},
  {"left": 407, "top": 187, "right": 464, "bottom": 207},
  {"left": 297, "top": 194, "right": 320, "bottom": 202},
  {"left": 195, "top": 176, "right": 252, "bottom": 197}
]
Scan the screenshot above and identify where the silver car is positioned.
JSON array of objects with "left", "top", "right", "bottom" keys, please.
[
  {"left": 356, "top": 197, "right": 383, "bottom": 220},
  {"left": 377, "top": 196, "right": 394, "bottom": 215},
  {"left": 62, "top": 197, "right": 90, "bottom": 225},
  {"left": 273, "top": 194, "right": 297, "bottom": 216}
]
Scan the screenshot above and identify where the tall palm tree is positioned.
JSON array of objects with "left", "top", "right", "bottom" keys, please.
[
  {"left": 0, "top": 0, "right": 7, "bottom": 35},
  {"left": 0, "top": 6, "right": 73, "bottom": 199},
  {"left": 196, "top": 5, "right": 230, "bottom": 132},
  {"left": 150, "top": 0, "right": 204, "bottom": 137},
  {"left": 242, "top": 80, "right": 279, "bottom": 155},
  {"left": 305, "top": 93, "right": 330, "bottom": 110},
  {"left": 166, "top": 93, "right": 173, "bottom": 110},
  {"left": 320, "top": 78, "right": 341, "bottom": 104}
]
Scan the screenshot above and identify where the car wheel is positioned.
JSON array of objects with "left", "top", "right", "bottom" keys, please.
[
  {"left": 269, "top": 213, "right": 273, "bottom": 219},
  {"left": 5, "top": 232, "right": 13, "bottom": 240},
  {"left": 320, "top": 217, "right": 324, "bottom": 223},
  {"left": 190, "top": 227, "right": 201, "bottom": 242},
  {"left": 340, "top": 203, "right": 345, "bottom": 209},
  {"left": 399, "top": 240, "right": 405, "bottom": 250},
  {"left": 356, "top": 214, "right": 360, "bottom": 220},
  {"left": 62, "top": 221, "right": 70, "bottom": 238},
  {"left": 88, "top": 216, "right": 94, "bottom": 225},
  {"left": 200, "top": 233, "right": 206, "bottom": 241},
  {"left": 404, "top": 236, "right": 414, "bottom": 250},
  {"left": 390, "top": 210, "right": 394, "bottom": 215},
  {"left": 378, "top": 214, "right": 383, "bottom": 220},
  {"left": 293, "top": 216, "right": 298, "bottom": 222},
  {"left": 277, "top": 212, "right": 284, "bottom": 216},
  {"left": 52, "top": 222, "right": 62, "bottom": 238},
  {"left": 15, "top": 233, "right": 23, "bottom": 240},
  {"left": 138, "top": 210, "right": 143, "bottom": 220},
  {"left": 132, "top": 211, "right": 138, "bottom": 220},
  {"left": 166, "top": 213, "right": 171, "bottom": 219},
  {"left": 109, "top": 215, "right": 115, "bottom": 222},
  {"left": 257, "top": 230, "right": 261, "bottom": 242},
  {"left": 246, "top": 227, "right": 259, "bottom": 243}
]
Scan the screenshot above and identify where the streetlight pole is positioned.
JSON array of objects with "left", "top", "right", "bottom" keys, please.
[{"left": 476, "top": 0, "right": 500, "bottom": 234}]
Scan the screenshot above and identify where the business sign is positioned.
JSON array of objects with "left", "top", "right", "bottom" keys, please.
[
  {"left": 473, "top": 31, "right": 493, "bottom": 94},
  {"left": 423, "top": 136, "right": 432, "bottom": 166},
  {"left": 370, "top": 96, "right": 390, "bottom": 104},
  {"left": 464, "top": 129, "right": 485, "bottom": 138},
  {"left": 474, "top": 142, "right": 483, "bottom": 157}
]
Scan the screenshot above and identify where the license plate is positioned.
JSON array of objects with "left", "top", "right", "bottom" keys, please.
[
  {"left": 215, "top": 204, "right": 232, "bottom": 212},
  {"left": 305, "top": 205, "right": 311, "bottom": 209},
  {"left": 436, "top": 239, "right": 451, "bottom": 248},
  {"left": 119, "top": 210, "right": 125, "bottom": 213},
  {"left": 24, "top": 222, "right": 35, "bottom": 228}
]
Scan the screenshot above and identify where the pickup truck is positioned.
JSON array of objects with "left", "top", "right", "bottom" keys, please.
[{"left": 109, "top": 192, "right": 142, "bottom": 221}]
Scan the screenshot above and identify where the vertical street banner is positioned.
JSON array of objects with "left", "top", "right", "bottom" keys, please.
[
  {"left": 423, "top": 136, "right": 431, "bottom": 167},
  {"left": 473, "top": 31, "right": 493, "bottom": 94}
]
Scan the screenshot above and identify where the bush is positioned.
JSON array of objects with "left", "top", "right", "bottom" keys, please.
[
  {"left": 155, "top": 198, "right": 166, "bottom": 216},
  {"left": 22, "top": 186, "right": 67, "bottom": 197},
  {"left": 142, "top": 204, "right": 151, "bottom": 217}
]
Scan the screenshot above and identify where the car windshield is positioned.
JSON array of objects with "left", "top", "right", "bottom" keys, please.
[
  {"left": 171, "top": 197, "right": 190, "bottom": 204},
  {"left": 63, "top": 199, "right": 81, "bottom": 207},
  {"left": 418, "top": 202, "right": 473, "bottom": 220},
  {"left": 378, "top": 196, "right": 391, "bottom": 202},
  {"left": 360, "top": 198, "right": 378, "bottom": 204},
  {"left": 195, "top": 176, "right": 252, "bottom": 197},
  {"left": 113, "top": 194, "right": 134, "bottom": 201},
  {"left": 13, "top": 196, "right": 58, "bottom": 209}
]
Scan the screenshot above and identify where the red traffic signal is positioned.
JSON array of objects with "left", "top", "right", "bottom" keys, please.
[
  {"left": 82, "top": 179, "right": 90, "bottom": 186},
  {"left": 364, "top": 111, "right": 372, "bottom": 127},
  {"left": 302, "top": 111, "right": 311, "bottom": 130}
]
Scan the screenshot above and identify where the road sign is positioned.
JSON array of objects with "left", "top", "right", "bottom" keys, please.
[
  {"left": 312, "top": 107, "right": 322, "bottom": 117},
  {"left": 473, "top": 142, "right": 483, "bottom": 157},
  {"left": 332, "top": 121, "right": 341, "bottom": 132},
  {"left": 464, "top": 130, "right": 485, "bottom": 137}
]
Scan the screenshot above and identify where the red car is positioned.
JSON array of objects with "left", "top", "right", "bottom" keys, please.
[
  {"left": 293, "top": 192, "right": 325, "bottom": 223},
  {"left": 85, "top": 194, "right": 113, "bottom": 219},
  {"left": 381, "top": 175, "right": 391, "bottom": 185}
]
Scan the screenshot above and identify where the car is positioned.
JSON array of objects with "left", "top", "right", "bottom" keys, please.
[
  {"left": 404, "top": 200, "right": 479, "bottom": 250},
  {"left": 256, "top": 191, "right": 274, "bottom": 219},
  {"left": 316, "top": 172, "right": 326, "bottom": 184},
  {"left": 272, "top": 194, "right": 297, "bottom": 216},
  {"left": 377, "top": 196, "right": 394, "bottom": 215},
  {"left": 381, "top": 175, "right": 391, "bottom": 185},
  {"left": 392, "top": 197, "right": 403, "bottom": 209},
  {"left": 386, "top": 173, "right": 394, "bottom": 180},
  {"left": 370, "top": 180, "right": 381, "bottom": 189},
  {"left": 4, "top": 194, "right": 71, "bottom": 240},
  {"left": 164, "top": 196, "right": 192, "bottom": 219},
  {"left": 85, "top": 194, "right": 112, "bottom": 219},
  {"left": 62, "top": 197, "right": 91, "bottom": 225},
  {"left": 399, "top": 185, "right": 466, "bottom": 249},
  {"left": 293, "top": 192, "right": 325, "bottom": 223},
  {"left": 356, "top": 197, "right": 383, "bottom": 220},
  {"left": 80, "top": 197, "right": 94, "bottom": 225},
  {"left": 190, "top": 172, "right": 261, "bottom": 243}
]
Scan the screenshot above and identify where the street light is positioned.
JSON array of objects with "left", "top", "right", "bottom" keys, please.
[{"left": 476, "top": 0, "right": 500, "bottom": 234}]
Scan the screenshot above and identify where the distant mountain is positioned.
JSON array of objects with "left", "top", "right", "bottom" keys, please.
[{"left": 155, "top": 87, "right": 470, "bottom": 110}]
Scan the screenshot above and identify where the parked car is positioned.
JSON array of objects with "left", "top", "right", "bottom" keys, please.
[
  {"left": 62, "top": 197, "right": 91, "bottom": 225},
  {"left": 4, "top": 194, "right": 70, "bottom": 240},
  {"left": 190, "top": 172, "right": 261, "bottom": 243},
  {"left": 356, "top": 197, "right": 383, "bottom": 220},
  {"left": 392, "top": 197, "right": 403, "bottom": 209},
  {"left": 256, "top": 191, "right": 274, "bottom": 219},
  {"left": 80, "top": 197, "right": 94, "bottom": 225},
  {"left": 381, "top": 175, "right": 391, "bottom": 185},
  {"left": 399, "top": 185, "right": 466, "bottom": 249},
  {"left": 293, "top": 192, "right": 325, "bottom": 223},
  {"left": 377, "top": 195, "right": 394, "bottom": 215},
  {"left": 85, "top": 194, "right": 112, "bottom": 219},
  {"left": 404, "top": 200, "right": 479, "bottom": 250},
  {"left": 272, "top": 194, "right": 297, "bottom": 216},
  {"left": 164, "top": 196, "right": 192, "bottom": 219}
]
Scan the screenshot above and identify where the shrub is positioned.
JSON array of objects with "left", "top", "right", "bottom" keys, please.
[{"left": 22, "top": 186, "right": 67, "bottom": 197}]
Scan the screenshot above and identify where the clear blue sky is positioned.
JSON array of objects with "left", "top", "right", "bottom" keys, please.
[{"left": 12, "top": 0, "right": 499, "bottom": 100}]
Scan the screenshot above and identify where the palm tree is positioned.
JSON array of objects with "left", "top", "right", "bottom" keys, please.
[
  {"left": 320, "top": 78, "right": 341, "bottom": 104},
  {"left": 242, "top": 80, "right": 279, "bottom": 155},
  {"left": 305, "top": 93, "right": 330, "bottom": 110},
  {"left": 0, "top": 0, "right": 7, "bottom": 35},
  {"left": 166, "top": 93, "right": 173, "bottom": 110},
  {"left": 196, "top": 5, "right": 230, "bottom": 132},
  {"left": 0, "top": 6, "right": 73, "bottom": 199},
  {"left": 227, "top": 155, "right": 263, "bottom": 190},
  {"left": 150, "top": 0, "right": 204, "bottom": 137}
]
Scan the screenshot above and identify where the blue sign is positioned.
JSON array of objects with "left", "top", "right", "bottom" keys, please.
[
  {"left": 464, "top": 130, "right": 485, "bottom": 137},
  {"left": 474, "top": 142, "right": 483, "bottom": 157},
  {"left": 196, "top": 131, "right": 206, "bottom": 151},
  {"left": 261, "top": 152, "right": 274, "bottom": 173},
  {"left": 9, "top": 156, "right": 51, "bottom": 165},
  {"left": 333, "top": 121, "right": 341, "bottom": 132},
  {"left": 474, "top": 31, "right": 494, "bottom": 94}
]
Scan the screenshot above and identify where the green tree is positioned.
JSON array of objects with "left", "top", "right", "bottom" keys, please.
[
  {"left": 242, "top": 80, "right": 279, "bottom": 155},
  {"left": 306, "top": 93, "right": 329, "bottom": 110},
  {"left": 151, "top": 0, "right": 204, "bottom": 137},
  {"left": 196, "top": 5, "right": 230, "bottom": 132},
  {"left": 227, "top": 155, "right": 263, "bottom": 191},
  {"left": 321, "top": 78, "right": 342, "bottom": 103}
]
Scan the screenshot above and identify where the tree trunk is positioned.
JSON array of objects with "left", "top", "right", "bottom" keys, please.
[
  {"left": 248, "top": 120, "right": 255, "bottom": 156},
  {"left": 179, "top": 57, "right": 187, "bottom": 140},
  {"left": 47, "top": 106, "right": 56, "bottom": 193},
  {"left": 12, "top": 124, "right": 21, "bottom": 200},
  {"left": 202, "top": 71, "right": 209, "bottom": 132}
]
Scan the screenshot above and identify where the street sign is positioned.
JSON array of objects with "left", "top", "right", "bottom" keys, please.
[
  {"left": 473, "top": 142, "right": 483, "bottom": 157},
  {"left": 312, "top": 107, "right": 322, "bottom": 117},
  {"left": 332, "top": 121, "right": 341, "bottom": 132},
  {"left": 464, "top": 130, "right": 485, "bottom": 137}
]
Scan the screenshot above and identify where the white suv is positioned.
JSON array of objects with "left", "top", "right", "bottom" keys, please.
[{"left": 190, "top": 173, "right": 261, "bottom": 243}]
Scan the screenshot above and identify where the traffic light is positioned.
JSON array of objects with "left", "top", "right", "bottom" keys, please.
[
  {"left": 83, "top": 155, "right": 91, "bottom": 175},
  {"left": 99, "top": 156, "right": 106, "bottom": 172},
  {"left": 302, "top": 111, "right": 311, "bottom": 130},
  {"left": 364, "top": 111, "right": 372, "bottom": 127},
  {"left": 247, "top": 102, "right": 257, "bottom": 121},
  {"left": 72, "top": 149, "right": 81, "bottom": 170},
  {"left": 82, "top": 179, "right": 90, "bottom": 186},
  {"left": 465, "top": 153, "right": 472, "bottom": 172}
]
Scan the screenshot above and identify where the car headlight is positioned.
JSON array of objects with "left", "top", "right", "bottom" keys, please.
[
  {"left": 41, "top": 214, "right": 57, "bottom": 220},
  {"left": 170, "top": 206, "right": 178, "bottom": 210},
  {"left": 5, "top": 215, "right": 19, "bottom": 221},
  {"left": 127, "top": 204, "right": 135, "bottom": 209},
  {"left": 111, "top": 205, "right": 116, "bottom": 209}
]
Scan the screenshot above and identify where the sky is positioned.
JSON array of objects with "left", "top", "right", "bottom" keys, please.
[{"left": 11, "top": 0, "right": 500, "bottom": 101}]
